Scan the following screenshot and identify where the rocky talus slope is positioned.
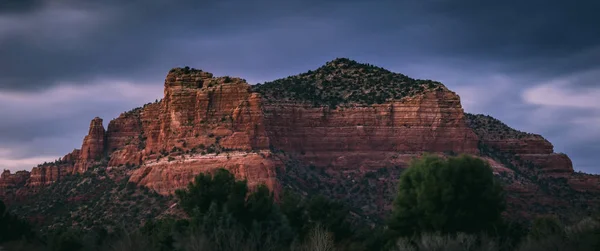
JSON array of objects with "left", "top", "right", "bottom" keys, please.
[{"left": 1, "top": 58, "right": 598, "bottom": 229}]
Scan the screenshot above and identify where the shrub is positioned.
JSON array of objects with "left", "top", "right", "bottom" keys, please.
[
  {"left": 516, "top": 216, "right": 600, "bottom": 251},
  {"left": 295, "top": 224, "right": 336, "bottom": 251},
  {"left": 393, "top": 232, "right": 499, "bottom": 251}
]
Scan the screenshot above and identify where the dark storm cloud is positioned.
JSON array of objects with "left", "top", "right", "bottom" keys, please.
[
  {"left": 364, "top": 0, "right": 600, "bottom": 85},
  {"left": 0, "top": 0, "right": 232, "bottom": 90},
  {"left": 2, "top": 0, "right": 596, "bottom": 90},
  {"left": 421, "top": 0, "right": 600, "bottom": 57},
  {"left": 0, "top": 0, "right": 43, "bottom": 14},
  {"left": 0, "top": 0, "right": 376, "bottom": 91},
  {"left": 0, "top": 0, "right": 599, "bottom": 173}
]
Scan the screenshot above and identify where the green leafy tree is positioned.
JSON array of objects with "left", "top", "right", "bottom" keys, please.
[{"left": 389, "top": 154, "right": 505, "bottom": 236}]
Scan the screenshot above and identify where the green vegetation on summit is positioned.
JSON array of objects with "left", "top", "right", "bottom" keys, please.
[
  {"left": 465, "top": 113, "right": 536, "bottom": 140},
  {"left": 253, "top": 58, "right": 445, "bottom": 107},
  {"left": 168, "top": 66, "right": 205, "bottom": 75}
]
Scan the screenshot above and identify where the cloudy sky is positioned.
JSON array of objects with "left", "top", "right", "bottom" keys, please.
[{"left": 0, "top": 0, "right": 599, "bottom": 173}]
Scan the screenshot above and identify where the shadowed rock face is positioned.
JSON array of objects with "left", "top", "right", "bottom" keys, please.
[
  {"left": 465, "top": 113, "right": 574, "bottom": 177},
  {"left": 1, "top": 59, "right": 594, "bottom": 220}
]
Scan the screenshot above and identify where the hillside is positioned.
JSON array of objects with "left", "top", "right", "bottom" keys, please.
[
  {"left": 253, "top": 58, "right": 445, "bottom": 107},
  {"left": 1, "top": 58, "right": 599, "bottom": 232},
  {"left": 5, "top": 165, "right": 171, "bottom": 233}
]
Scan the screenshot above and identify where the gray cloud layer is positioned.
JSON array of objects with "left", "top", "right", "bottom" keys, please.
[{"left": 0, "top": 0, "right": 599, "bottom": 173}]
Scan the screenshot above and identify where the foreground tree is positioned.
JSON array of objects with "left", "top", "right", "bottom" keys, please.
[
  {"left": 174, "top": 168, "right": 293, "bottom": 250},
  {"left": 280, "top": 190, "right": 351, "bottom": 242},
  {"left": 388, "top": 154, "right": 505, "bottom": 236},
  {"left": 175, "top": 168, "right": 248, "bottom": 219},
  {"left": 0, "top": 199, "right": 33, "bottom": 243}
]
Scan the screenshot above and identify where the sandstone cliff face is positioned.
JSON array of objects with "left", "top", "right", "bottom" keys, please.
[
  {"left": 102, "top": 69, "right": 274, "bottom": 194},
  {"left": 263, "top": 89, "right": 479, "bottom": 169},
  {"left": 106, "top": 109, "right": 145, "bottom": 167},
  {"left": 105, "top": 70, "right": 270, "bottom": 164},
  {"left": 27, "top": 164, "right": 72, "bottom": 187},
  {"left": 129, "top": 151, "right": 281, "bottom": 196},
  {"left": 154, "top": 70, "right": 270, "bottom": 153}
]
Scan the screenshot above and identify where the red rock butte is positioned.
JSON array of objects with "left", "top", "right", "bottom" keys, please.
[{"left": 1, "top": 59, "right": 593, "bottom": 204}]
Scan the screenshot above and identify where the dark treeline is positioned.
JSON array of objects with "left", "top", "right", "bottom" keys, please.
[{"left": 1, "top": 154, "right": 600, "bottom": 251}]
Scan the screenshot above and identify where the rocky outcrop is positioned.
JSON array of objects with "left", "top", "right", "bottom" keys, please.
[
  {"left": 106, "top": 108, "right": 145, "bottom": 167},
  {"left": 18, "top": 149, "right": 79, "bottom": 188},
  {"left": 12, "top": 117, "right": 107, "bottom": 191},
  {"left": 75, "top": 117, "right": 106, "bottom": 173},
  {"left": 27, "top": 164, "right": 72, "bottom": 187},
  {"left": 0, "top": 170, "right": 30, "bottom": 189},
  {"left": 518, "top": 153, "right": 574, "bottom": 177},
  {"left": 104, "top": 69, "right": 270, "bottom": 166},
  {"left": 465, "top": 113, "right": 574, "bottom": 177},
  {"left": 0, "top": 170, "right": 30, "bottom": 202},
  {"left": 63, "top": 149, "right": 81, "bottom": 163}
]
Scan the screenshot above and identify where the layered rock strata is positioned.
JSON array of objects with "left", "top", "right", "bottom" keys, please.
[
  {"left": 129, "top": 151, "right": 281, "bottom": 195},
  {"left": 262, "top": 89, "right": 479, "bottom": 169}
]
